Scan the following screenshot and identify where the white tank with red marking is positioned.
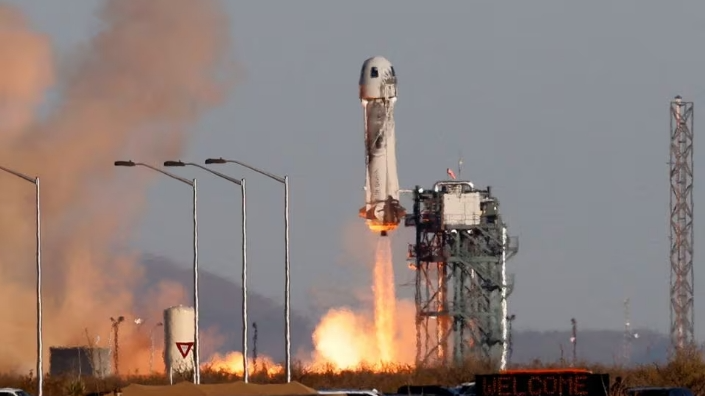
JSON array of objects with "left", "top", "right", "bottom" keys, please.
[{"left": 163, "top": 305, "right": 195, "bottom": 374}]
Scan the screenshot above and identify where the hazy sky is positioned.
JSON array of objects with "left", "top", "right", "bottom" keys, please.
[{"left": 10, "top": 0, "right": 705, "bottom": 338}]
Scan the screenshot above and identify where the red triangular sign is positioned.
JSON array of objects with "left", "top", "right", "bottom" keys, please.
[{"left": 176, "top": 342, "right": 194, "bottom": 358}]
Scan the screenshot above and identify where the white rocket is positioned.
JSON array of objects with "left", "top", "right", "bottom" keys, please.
[{"left": 358, "top": 56, "right": 405, "bottom": 236}]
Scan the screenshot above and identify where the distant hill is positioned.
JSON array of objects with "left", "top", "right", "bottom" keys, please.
[
  {"left": 511, "top": 329, "right": 670, "bottom": 365},
  {"left": 135, "top": 255, "right": 671, "bottom": 366},
  {"left": 136, "top": 255, "right": 315, "bottom": 362}
]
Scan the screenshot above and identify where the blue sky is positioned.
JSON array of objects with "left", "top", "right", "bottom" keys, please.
[{"left": 11, "top": 0, "right": 705, "bottom": 338}]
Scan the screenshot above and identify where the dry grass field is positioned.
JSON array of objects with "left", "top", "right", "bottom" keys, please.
[{"left": 2, "top": 346, "right": 704, "bottom": 396}]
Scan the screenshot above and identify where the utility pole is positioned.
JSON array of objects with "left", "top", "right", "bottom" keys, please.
[
  {"left": 622, "top": 298, "right": 639, "bottom": 365},
  {"left": 506, "top": 314, "right": 516, "bottom": 366},
  {"left": 150, "top": 322, "right": 163, "bottom": 374},
  {"left": 110, "top": 316, "right": 125, "bottom": 376},
  {"left": 570, "top": 318, "right": 577, "bottom": 366},
  {"left": 252, "top": 322, "right": 258, "bottom": 373}
]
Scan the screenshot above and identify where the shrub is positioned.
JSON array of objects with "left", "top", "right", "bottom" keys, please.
[{"left": 3, "top": 346, "right": 705, "bottom": 396}]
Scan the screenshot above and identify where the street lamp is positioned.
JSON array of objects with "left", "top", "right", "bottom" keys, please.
[
  {"left": 113, "top": 160, "right": 201, "bottom": 384},
  {"left": 0, "top": 165, "right": 42, "bottom": 396},
  {"left": 163, "top": 160, "right": 250, "bottom": 382},
  {"left": 150, "top": 322, "right": 164, "bottom": 373},
  {"left": 204, "top": 157, "right": 291, "bottom": 382}
]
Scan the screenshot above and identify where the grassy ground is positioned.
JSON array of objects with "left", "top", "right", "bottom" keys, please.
[{"left": 2, "top": 346, "right": 705, "bottom": 396}]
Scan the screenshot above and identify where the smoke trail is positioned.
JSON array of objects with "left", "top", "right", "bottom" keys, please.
[
  {"left": 0, "top": 6, "right": 52, "bottom": 139},
  {"left": 373, "top": 236, "right": 396, "bottom": 363},
  {"left": 0, "top": 0, "right": 234, "bottom": 373}
]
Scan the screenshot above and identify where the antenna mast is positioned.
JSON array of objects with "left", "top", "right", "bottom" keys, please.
[
  {"left": 669, "top": 95, "right": 695, "bottom": 350},
  {"left": 457, "top": 151, "right": 463, "bottom": 179}
]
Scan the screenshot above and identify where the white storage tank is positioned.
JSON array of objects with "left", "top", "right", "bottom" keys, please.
[{"left": 163, "top": 305, "right": 195, "bottom": 374}]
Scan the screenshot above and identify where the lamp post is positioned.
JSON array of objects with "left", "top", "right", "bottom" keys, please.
[
  {"left": 204, "top": 157, "right": 291, "bottom": 382},
  {"left": 0, "top": 165, "right": 42, "bottom": 396},
  {"left": 163, "top": 160, "right": 250, "bottom": 382},
  {"left": 113, "top": 160, "right": 201, "bottom": 384},
  {"left": 150, "top": 322, "right": 164, "bottom": 374}
]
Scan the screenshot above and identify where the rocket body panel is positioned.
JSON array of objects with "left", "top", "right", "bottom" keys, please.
[
  {"left": 365, "top": 100, "right": 393, "bottom": 204},
  {"left": 358, "top": 56, "right": 405, "bottom": 234}
]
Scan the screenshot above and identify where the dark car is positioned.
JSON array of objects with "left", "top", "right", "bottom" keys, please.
[
  {"left": 395, "top": 385, "right": 459, "bottom": 396},
  {"left": 625, "top": 387, "right": 694, "bottom": 396}
]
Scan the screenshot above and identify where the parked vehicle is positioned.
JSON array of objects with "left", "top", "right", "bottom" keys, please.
[
  {"left": 318, "top": 389, "right": 384, "bottom": 396},
  {"left": 625, "top": 387, "right": 694, "bottom": 396},
  {"left": 0, "top": 389, "right": 32, "bottom": 396},
  {"left": 449, "top": 382, "right": 476, "bottom": 396},
  {"left": 396, "top": 385, "right": 457, "bottom": 396}
]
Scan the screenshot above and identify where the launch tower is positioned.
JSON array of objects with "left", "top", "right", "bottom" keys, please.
[{"left": 405, "top": 181, "right": 518, "bottom": 368}]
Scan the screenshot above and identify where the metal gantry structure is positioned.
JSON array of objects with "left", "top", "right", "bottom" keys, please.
[
  {"left": 405, "top": 180, "right": 518, "bottom": 368},
  {"left": 669, "top": 95, "right": 695, "bottom": 351}
]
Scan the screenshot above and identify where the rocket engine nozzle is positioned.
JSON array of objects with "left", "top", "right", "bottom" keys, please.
[{"left": 358, "top": 196, "right": 406, "bottom": 236}]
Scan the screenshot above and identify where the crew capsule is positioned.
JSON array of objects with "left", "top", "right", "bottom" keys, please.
[{"left": 359, "top": 56, "right": 397, "bottom": 100}]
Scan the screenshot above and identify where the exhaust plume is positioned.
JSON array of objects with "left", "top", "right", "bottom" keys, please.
[
  {"left": 373, "top": 236, "right": 396, "bottom": 363},
  {"left": 308, "top": 234, "right": 416, "bottom": 371},
  {"left": 0, "top": 0, "right": 234, "bottom": 373}
]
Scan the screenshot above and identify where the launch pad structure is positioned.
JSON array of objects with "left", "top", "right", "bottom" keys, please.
[
  {"left": 405, "top": 181, "right": 518, "bottom": 368},
  {"left": 355, "top": 55, "right": 518, "bottom": 367}
]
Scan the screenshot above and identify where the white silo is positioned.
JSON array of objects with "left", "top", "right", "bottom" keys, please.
[{"left": 163, "top": 305, "right": 195, "bottom": 374}]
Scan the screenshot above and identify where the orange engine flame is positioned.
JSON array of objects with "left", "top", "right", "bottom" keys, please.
[
  {"left": 205, "top": 351, "right": 283, "bottom": 376},
  {"left": 373, "top": 236, "right": 395, "bottom": 362},
  {"left": 307, "top": 232, "right": 416, "bottom": 371},
  {"left": 202, "top": 224, "right": 417, "bottom": 374},
  {"left": 365, "top": 220, "right": 398, "bottom": 234},
  {"left": 311, "top": 308, "right": 377, "bottom": 370}
]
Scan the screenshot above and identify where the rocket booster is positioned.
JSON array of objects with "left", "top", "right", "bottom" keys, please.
[{"left": 358, "top": 56, "right": 406, "bottom": 236}]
